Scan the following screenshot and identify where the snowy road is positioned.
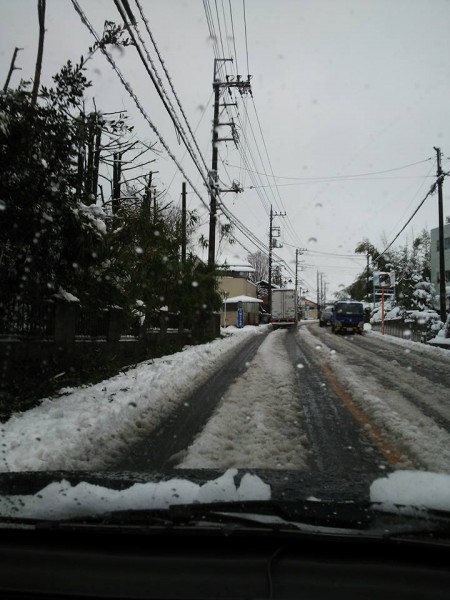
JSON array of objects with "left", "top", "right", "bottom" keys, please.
[
  {"left": 2, "top": 322, "right": 450, "bottom": 476},
  {"left": 175, "top": 323, "right": 450, "bottom": 475},
  {"left": 114, "top": 323, "right": 450, "bottom": 477},
  {"left": 301, "top": 323, "right": 450, "bottom": 473}
]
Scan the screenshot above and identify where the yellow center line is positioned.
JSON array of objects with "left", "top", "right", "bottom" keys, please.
[{"left": 320, "top": 362, "right": 407, "bottom": 466}]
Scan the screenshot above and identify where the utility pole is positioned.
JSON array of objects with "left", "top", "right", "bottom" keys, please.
[
  {"left": 181, "top": 181, "right": 187, "bottom": 265},
  {"left": 268, "top": 206, "right": 286, "bottom": 315},
  {"left": 208, "top": 59, "right": 251, "bottom": 267},
  {"left": 366, "top": 252, "right": 370, "bottom": 302},
  {"left": 317, "top": 271, "right": 320, "bottom": 314},
  {"left": 434, "top": 146, "right": 447, "bottom": 322},
  {"left": 268, "top": 206, "right": 273, "bottom": 316},
  {"left": 295, "top": 248, "right": 306, "bottom": 320},
  {"left": 320, "top": 273, "right": 324, "bottom": 308}
]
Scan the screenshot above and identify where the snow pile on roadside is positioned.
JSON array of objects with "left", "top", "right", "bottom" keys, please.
[
  {"left": 179, "top": 329, "right": 311, "bottom": 470},
  {"left": 0, "top": 326, "right": 267, "bottom": 472}
]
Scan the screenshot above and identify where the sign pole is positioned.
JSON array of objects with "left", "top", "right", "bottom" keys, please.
[{"left": 381, "top": 287, "right": 385, "bottom": 335}]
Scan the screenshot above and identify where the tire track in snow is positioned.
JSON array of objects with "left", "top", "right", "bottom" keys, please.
[
  {"left": 301, "top": 324, "right": 450, "bottom": 474},
  {"left": 178, "top": 330, "right": 311, "bottom": 470},
  {"left": 310, "top": 325, "right": 450, "bottom": 430},
  {"left": 284, "top": 329, "right": 397, "bottom": 475}
]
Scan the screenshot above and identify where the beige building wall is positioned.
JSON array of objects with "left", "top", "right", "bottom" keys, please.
[
  {"left": 218, "top": 277, "right": 259, "bottom": 327},
  {"left": 218, "top": 277, "right": 258, "bottom": 299}
]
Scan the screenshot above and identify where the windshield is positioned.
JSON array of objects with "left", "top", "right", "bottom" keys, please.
[
  {"left": 335, "top": 302, "right": 364, "bottom": 316},
  {"left": 1, "top": 0, "right": 450, "bottom": 542}
]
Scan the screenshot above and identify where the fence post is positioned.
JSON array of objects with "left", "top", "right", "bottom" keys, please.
[
  {"left": 160, "top": 310, "right": 168, "bottom": 338},
  {"left": 54, "top": 299, "right": 77, "bottom": 344},
  {"left": 107, "top": 307, "right": 123, "bottom": 342}
]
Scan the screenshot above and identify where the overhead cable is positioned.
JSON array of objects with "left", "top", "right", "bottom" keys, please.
[
  {"left": 376, "top": 179, "right": 439, "bottom": 261},
  {"left": 71, "top": 0, "right": 210, "bottom": 212},
  {"left": 223, "top": 157, "right": 434, "bottom": 182},
  {"left": 133, "top": 0, "right": 210, "bottom": 174},
  {"left": 113, "top": 0, "right": 210, "bottom": 188}
]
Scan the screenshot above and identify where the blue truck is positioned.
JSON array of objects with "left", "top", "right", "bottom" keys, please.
[{"left": 330, "top": 300, "right": 365, "bottom": 335}]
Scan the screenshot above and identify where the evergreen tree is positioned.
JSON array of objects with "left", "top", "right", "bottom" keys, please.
[{"left": 0, "top": 64, "right": 102, "bottom": 302}]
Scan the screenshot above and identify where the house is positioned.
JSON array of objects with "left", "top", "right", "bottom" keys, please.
[
  {"left": 430, "top": 223, "right": 450, "bottom": 308},
  {"left": 217, "top": 257, "right": 262, "bottom": 327},
  {"left": 301, "top": 298, "right": 319, "bottom": 320}
]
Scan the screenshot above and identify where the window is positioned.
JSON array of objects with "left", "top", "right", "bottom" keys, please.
[{"left": 436, "top": 237, "right": 450, "bottom": 251}]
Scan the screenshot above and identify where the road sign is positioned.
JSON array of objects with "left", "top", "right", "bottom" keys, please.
[{"left": 237, "top": 307, "right": 244, "bottom": 328}]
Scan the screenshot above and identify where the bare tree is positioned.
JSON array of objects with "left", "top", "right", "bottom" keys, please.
[
  {"left": 31, "top": 0, "right": 46, "bottom": 106},
  {"left": 247, "top": 251, "right": 269, "bottom": 283}
]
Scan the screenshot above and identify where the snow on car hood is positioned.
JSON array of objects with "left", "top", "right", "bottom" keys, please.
[
  {"left": 370, "top": 470, "right": 450, "bottom": 513},
  {"left": 0, "top": 468, "right": 271, "bottom": 520}
]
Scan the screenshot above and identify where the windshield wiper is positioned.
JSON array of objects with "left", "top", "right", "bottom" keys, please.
[
  {"left": 0, "top": 500, "right": 385, "bottom": 534},
  {"left": 2, "top": 500, "right": 450, "bottom": 543}
]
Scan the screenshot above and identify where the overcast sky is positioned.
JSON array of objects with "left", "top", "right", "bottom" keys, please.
[{"left": 1, "top": 0, "right": 450, "bottom": 300}]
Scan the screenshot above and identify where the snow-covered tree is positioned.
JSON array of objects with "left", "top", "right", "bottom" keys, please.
[
  {"left": 411, "top": 281, "right": 437, "bottom": 310},
  {"left": 348, "top": 230, "right": 431, "bottom": 309}
]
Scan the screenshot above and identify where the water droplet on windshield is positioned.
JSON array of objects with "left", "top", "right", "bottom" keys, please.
[{"left": 308, "top": 237, "right": 317, "bottom": 243}]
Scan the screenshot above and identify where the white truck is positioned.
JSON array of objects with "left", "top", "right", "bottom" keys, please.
[{"left": 271, "top": 288, "right": 297, "bottom": 329}]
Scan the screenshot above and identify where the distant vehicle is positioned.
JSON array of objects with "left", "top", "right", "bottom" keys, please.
[
  {"left": 331, "top": 300, "right": 365, "bottom": 334},
  {"left": 271, "top": 289, "right": 297, "bottom": 329},
  {"left": 319, "top": 305, "right": 334, "bottom": 327}
]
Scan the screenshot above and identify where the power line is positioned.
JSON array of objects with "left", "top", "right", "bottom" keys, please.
[
  {"left": 248, "top": 95, "right": 299, "bottom": 243},
  {"left": 71, "top": 0, "right": 210, "bottom": 212},
  {"left": 165, "top": 90, "right": 214, "bottom": 196},
  {"left": 242, "top": 0, "right": 250, "bottom": 75},
  {"left": 223, "top": 157, "right": 434, "bottom": 182},
  {"left": 376, "top": 179, "right": 439, "bottom": 262},
  {"left": 202, "top": 0, "right": 303, "bottom": 266},
  {"left": 114, "top": 0, "right": 210, "bottom": 187},
  {"left": 134, "top": 0, "right": 211, "bottom": 175},
  {"left": 247, "top": 175, "right": 436, "bottom": 188},
  {"left": 228, "top": 0, "right": 239, "bottom": 74}
]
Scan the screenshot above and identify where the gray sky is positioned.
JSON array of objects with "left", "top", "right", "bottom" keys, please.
[{"left": 1, "top": 0, "right": 450, "bottom": 299}]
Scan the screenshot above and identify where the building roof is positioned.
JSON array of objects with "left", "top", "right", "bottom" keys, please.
[
  {"left": 218, "top": 255, "right": 255, "bottom": 273},
  {"left": 225, "top": 295, "right": 263, "bottom": 304}
]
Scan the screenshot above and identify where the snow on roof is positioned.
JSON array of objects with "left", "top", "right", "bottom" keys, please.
[
  {"left": 225, "top": 295, "right": 263, "bottom": 303},
  {"left": 218, "top": 255, "right": 255, "bottom": 273}
]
